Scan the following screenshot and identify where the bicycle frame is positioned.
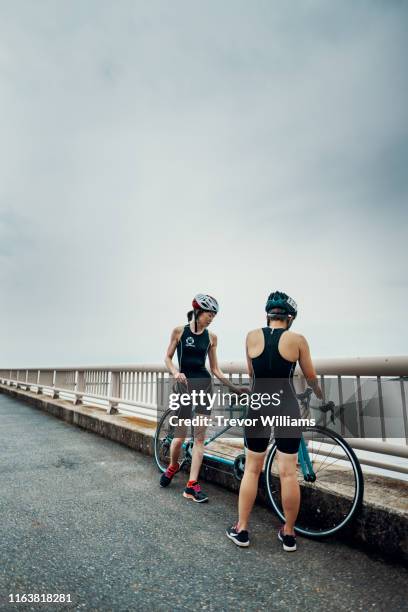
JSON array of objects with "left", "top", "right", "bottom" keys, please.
[{"left": 180, "top": 403, "right": 317, "bottom": 479}]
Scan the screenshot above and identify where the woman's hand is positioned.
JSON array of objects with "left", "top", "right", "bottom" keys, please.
[
  {"left": 314, "top": 386, "right": 324, "bottom": 400},
  {"left": 174, "top": 371, "right": 188, "bottom": 386},
  {"left": 236, "top": 386, "right": 251, "bottom": 396}
]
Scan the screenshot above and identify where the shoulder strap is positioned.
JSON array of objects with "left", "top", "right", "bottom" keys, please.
[
  {"left": 177, "top": 325, "right": 188, "bottom": 346},
  {"left": 203, "top": 328, "right": 211, "bottom": 348},
  {"left": 270, "top": 327, "right": 285, "bottom": 349}
]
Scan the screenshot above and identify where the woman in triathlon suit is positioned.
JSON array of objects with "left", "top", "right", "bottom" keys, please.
[
  {"left": 227, "top": 291, "right": 323, "bottom": 550},
  {"left": 160, "top": 293, "right": 245, "bottom": 502}
]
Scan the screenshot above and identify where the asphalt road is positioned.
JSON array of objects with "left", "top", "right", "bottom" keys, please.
[{"left": 0, "top": 394, "right": 406, "bottom": 612}]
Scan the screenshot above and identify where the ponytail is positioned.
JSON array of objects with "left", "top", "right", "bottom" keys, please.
[{"left": 188, "top": 308, "right": 204, "bottom": 331}]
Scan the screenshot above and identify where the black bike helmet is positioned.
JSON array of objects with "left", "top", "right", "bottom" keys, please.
[{"left": 265, "top": 291, "right": 298, "bottom": 318}]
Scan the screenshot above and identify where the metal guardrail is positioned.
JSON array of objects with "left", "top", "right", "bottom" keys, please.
[{"left": 1, "top": 357, "right": 407, "bottom": 475}]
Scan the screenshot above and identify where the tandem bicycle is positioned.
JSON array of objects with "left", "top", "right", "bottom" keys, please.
[{"left": 154, "top": 387, "right": 364, "bottom": 538}]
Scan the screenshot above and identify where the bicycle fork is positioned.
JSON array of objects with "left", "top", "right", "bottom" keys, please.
[{"left": 298, "top": 437, "right": 316, "bottom": 482}]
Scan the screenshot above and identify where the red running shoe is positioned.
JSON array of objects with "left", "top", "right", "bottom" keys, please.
[
  {"left": 160, "top": 462, "right": 180, "bottom": 487},
  {"left": 182, "top": 481, "right": 209, "bottom": 503}
]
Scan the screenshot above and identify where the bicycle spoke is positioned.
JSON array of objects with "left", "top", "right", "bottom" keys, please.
[{"left": 314, "top": 444, "right": 338, "bottom": 472}]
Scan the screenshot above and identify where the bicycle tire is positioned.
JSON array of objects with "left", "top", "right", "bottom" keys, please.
[
  {"left": 154, "top": 408, "right": 191, "bottom": 473},
  {"left": 264, "top": 426, "right": 364, "bottom": 538}
]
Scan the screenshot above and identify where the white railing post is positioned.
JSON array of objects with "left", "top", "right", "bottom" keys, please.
[
  {"left": 73, "top": 370, "right": 85, "bottom": 405},
  {"left": 36, "top": 370, "right": 42, "bottom": 394},
  {"left": 108, "top": 371, "right": 120, "bottom": 414},
  {"left": 51, "top": 370, "right": 59, "bottom": 399}
]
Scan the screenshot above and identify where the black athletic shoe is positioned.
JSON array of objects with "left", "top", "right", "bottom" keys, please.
[
  {"left": 226, "top": 525, "right": 250, "bottom": 547},
  {"left": 160, "top": 463, "right": 180, "bottom": 488},
  {"left": 182, "top": 481, "right": 209, "bottom": 503},
  {"left": 278, "top": 527, "right": 297, "bottom": 552}
]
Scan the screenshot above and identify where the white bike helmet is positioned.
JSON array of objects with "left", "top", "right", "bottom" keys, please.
[
  {"left": 191, "top": 294, "right": 219, "bottom": 332},
  {"left": 192, "top": 294, "right": 219, "bottom": 313}
]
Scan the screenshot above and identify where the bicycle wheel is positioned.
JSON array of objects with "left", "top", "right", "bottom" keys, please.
[
  {"left": 153, "top": 409, "right": 191, "bottom": 472},
  {"left": 264, "top": 426, "right": 364, "bottom": 538}
]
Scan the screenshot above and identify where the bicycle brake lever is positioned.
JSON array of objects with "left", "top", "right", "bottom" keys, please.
[
  {"left": 320, "top": 401, "right": 335, "bottom": 423},
  {"left": 296, "top": 388, "right": 313, "bottom": 402}
]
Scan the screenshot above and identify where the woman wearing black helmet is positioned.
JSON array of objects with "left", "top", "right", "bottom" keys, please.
[
  {"left": 161, "top": 293, "right": 245, "bottom": 502},
  {"left": 227, "top": 291, "right": 323, "bottom": 551}
]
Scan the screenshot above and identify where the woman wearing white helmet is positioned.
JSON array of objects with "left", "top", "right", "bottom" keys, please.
[{"left": 161, "top": 293, "right": 244, "bottom": 502}]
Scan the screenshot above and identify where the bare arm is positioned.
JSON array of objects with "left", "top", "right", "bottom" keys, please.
[
  {"left": 164, "top": 327, "right": 186, "bottom": 383},
  {"left": 208, "top": 334, "right": 246, "bottom": 393},
  {"left": 298, "top": 335, "right": 323, "bottom": 399}
]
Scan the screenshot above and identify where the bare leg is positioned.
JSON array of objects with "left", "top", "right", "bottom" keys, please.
[
  {"left": 277, "top": 451, "right": 300, "bottom": 535},
  {"left": 169, "top": 423, "right": 187, "bottom": 466},
  {"left": 237, "top": 450, "right": 266, "bottom": 531},
  {"left": 189, "top": 425, "right": 206, "bottom": 482},
  {"left": 170, "top": 437, "right": 184, "bottom": 466}
]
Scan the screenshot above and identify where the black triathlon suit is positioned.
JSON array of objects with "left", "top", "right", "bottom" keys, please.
[
  {"left": 244, "top": 327, "right": 301, "bottom": 454},
  {"left": 175, "top": 324, "right": 213, "bottom": 418}
]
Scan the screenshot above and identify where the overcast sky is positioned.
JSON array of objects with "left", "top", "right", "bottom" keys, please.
[{"left": 1, "top": 1, "right": 407, "bottom": 367}]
